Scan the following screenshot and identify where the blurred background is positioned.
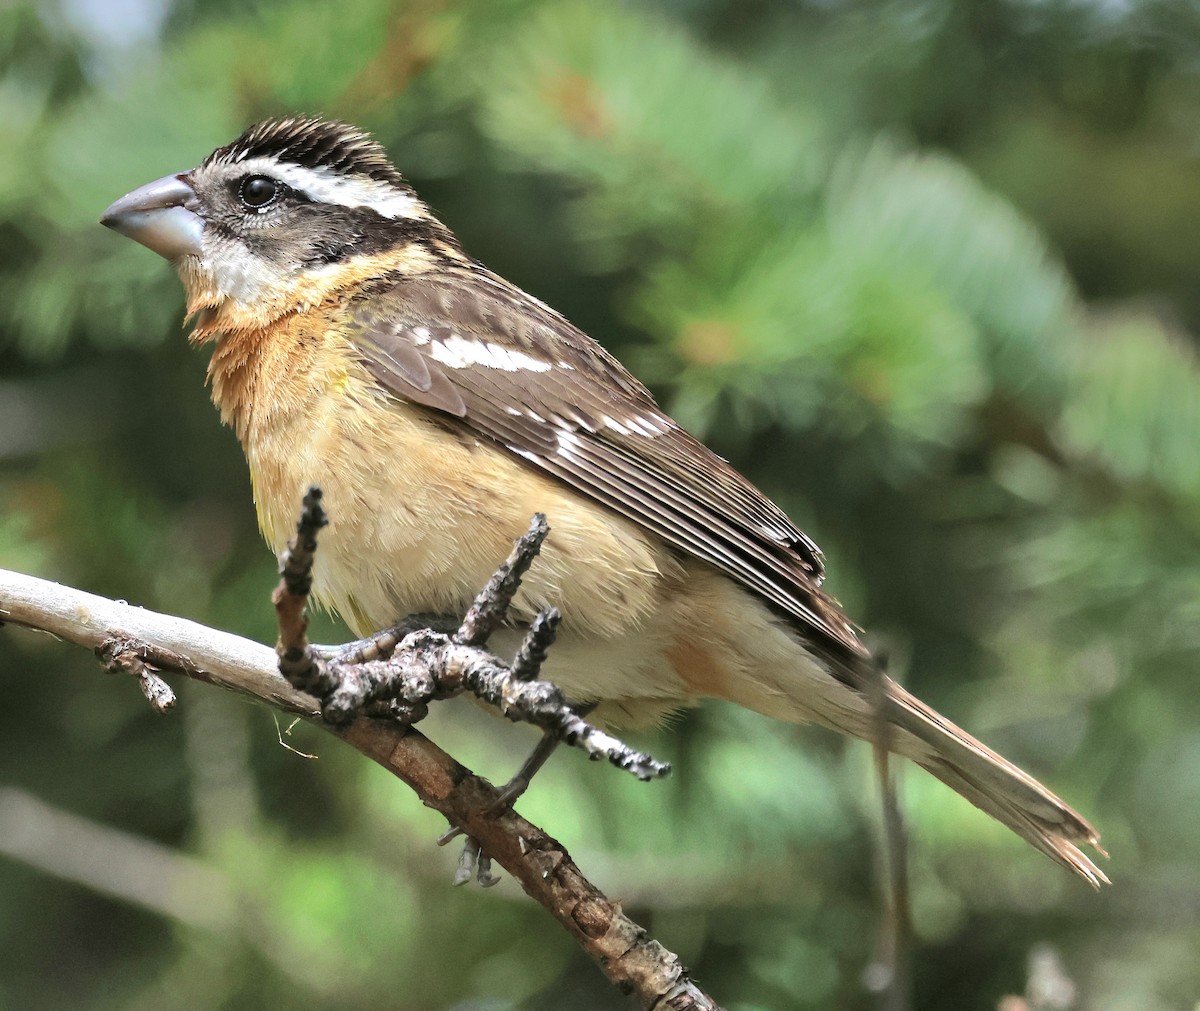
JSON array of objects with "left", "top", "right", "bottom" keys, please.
[{"left": 1, "top": 0, "right": 1198, "bottom": 1008}]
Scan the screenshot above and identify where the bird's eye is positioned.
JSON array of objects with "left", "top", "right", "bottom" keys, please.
[{"left": 238, "top": 175, "right": 280, "bottom": 209}]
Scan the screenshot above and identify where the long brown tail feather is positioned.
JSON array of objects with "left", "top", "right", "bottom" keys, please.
[{"left": 886, "top": 683, "right": 1108, "bottom": 887}]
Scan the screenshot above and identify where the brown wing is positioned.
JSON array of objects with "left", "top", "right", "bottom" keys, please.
[{"left": 347, "top": 269, "right": 865, "bottom": 657}]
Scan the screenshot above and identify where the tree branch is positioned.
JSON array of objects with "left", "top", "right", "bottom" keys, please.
[{"left": 0, "top": 561, "right": 720, "bottom": 1010}]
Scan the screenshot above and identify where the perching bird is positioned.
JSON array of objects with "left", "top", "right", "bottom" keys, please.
[{"left": 101, "top": 117, "right": 1106, "bottom": 885}]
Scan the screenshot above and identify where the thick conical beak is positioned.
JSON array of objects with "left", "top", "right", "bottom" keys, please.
[{"left": 100, "top": 174, "right": 204, "bottom": 260}]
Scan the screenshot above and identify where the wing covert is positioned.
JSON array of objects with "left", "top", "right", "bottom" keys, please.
[{"left": 347, "top": 270, "right": 864, "bottom": 657}]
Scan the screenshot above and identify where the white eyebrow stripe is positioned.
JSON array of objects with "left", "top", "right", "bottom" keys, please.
[
  {"left": 224, "top": 156, "right": 424, "bottom": 219},
  {"left": 429, "top": 334, "right": 553, "bottom": 373}
]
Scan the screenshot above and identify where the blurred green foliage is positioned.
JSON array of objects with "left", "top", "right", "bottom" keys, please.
[{"left": 2, "top": 0, "right": 1199, "bottom": 1008}]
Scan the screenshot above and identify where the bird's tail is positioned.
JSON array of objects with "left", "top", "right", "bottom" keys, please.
[{"left": 883, "top": 680, "right": 1108, "bottom": 887}]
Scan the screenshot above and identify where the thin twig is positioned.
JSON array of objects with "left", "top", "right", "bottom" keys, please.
[
  {"left": 272, "top": 713, "right": 318, "bottom": 759},
  {"left": 455, "top": 513, "right": 549, "bottom": 647},
  {"left": 511, "top": 609, "right": 561, "bottom": 682},
  {"left": 273, "top": 487, "right": 333, "bottom": 696}
]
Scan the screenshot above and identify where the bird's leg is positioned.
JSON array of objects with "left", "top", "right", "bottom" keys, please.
[
  {"left": 475, "top": 611, "right": 595, "bottom": 814},
  {"left": 490, "top": 700, "right": 599, "bottom": 813},
  {"left": 438, "top": 701, "right": 598, "bottom": 868},
  {"left": 313, "top": 613, "right": 460, "bottom": 665}
]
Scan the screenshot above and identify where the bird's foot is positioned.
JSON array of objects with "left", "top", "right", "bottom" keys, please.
[
  {"left": 313, "top": 613, "right": 459, "bottom": 665},
  {"left": 436, "top": 711, "right": 596, "bottom": 885}
]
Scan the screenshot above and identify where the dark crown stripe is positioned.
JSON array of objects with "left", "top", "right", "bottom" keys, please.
[{"left": 206, "top": 117, "right": 410, "bottom": 189}]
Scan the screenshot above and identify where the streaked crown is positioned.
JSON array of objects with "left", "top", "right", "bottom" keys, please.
[{"left": 204, "top": 117, "right": 410, "bottom": 190}]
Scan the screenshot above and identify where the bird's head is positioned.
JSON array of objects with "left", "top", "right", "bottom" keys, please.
[{"left": 101, "top": 117, "right": 449, "bottom": 332}]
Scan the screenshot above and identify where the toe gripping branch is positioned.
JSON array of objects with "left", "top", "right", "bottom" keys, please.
[{"left": 272, "top": 486, "right": 671, "bottom": 785}]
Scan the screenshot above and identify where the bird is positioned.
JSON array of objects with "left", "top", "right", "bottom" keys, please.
[{"left": 100, "top": 116, "right": 1106, "bottom": 886}]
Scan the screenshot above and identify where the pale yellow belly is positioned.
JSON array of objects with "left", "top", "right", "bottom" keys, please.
[
  {"left": 241, "top": 374, "right": 693, "bottom": 714},
  {"left": 241, "top": 368, "right": 844, "bottom": 731}
]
